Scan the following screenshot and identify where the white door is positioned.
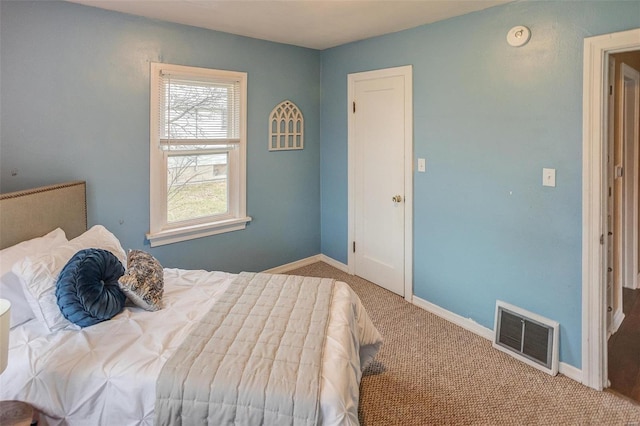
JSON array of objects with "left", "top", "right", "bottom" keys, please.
[
  {"left": 348, "top": 66, "right": 412, "bottom": 297},
  {"left": 620, "top": 63, "right": 640, "bottom": 290}
]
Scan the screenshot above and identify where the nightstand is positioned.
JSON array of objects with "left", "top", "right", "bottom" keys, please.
[{"left": 0, "top": 400, "right": 36, "bottom": 426}]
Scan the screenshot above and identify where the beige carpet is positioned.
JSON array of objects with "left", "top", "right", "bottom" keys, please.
[{"left": 286, "top": 262, "right": 640, "bottom": 425}]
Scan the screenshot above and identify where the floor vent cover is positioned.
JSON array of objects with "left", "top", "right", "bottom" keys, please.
[{"left": 493, "top": 300, "right": 559, "bottom": 376}]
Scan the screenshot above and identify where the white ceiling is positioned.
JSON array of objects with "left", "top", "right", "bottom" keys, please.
[{"left": 67, "top": 0, "right": 511, "bottom": 50}]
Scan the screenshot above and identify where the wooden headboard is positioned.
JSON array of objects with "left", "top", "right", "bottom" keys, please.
[{"left": 0, "top": 181, "right": 87, "bottom": 249}]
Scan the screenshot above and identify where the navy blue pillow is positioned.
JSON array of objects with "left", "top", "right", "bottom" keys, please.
[{"left": 56, "top": 248, "right": 126, "bottom": 327}]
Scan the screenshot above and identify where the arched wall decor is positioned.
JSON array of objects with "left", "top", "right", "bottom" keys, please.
[{"left": 269, "top": 100, "right": 304, "bottom": 151}]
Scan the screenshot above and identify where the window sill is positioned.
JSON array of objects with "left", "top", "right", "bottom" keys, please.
[{"left": 146, "top": 216, "right": 252, "bottom": 247}]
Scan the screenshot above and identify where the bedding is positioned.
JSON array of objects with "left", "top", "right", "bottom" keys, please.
[
  {"left": 156, "top": 272, "right": 335, "bottom": 425},
  {"left": 1, "top": 267, "right": 382, "bottom": 425},
  {"left": 0, "top": 228, "right": 68, "bottom": 328}
]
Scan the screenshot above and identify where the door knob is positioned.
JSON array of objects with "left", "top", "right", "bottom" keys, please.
[{"left": 392, "top": 195, "right": 403, "bottom": 203}]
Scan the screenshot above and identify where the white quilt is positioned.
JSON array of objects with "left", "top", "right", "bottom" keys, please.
[{"left": 0, "top": 269, "right": 382, "bottom": 426}]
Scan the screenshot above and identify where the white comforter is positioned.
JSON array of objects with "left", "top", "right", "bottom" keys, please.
[{"left": 0, "top": 269, "right": 382, "bottom": 426}]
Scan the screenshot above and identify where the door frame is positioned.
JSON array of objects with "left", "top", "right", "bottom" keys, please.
[
  {"left": 582, "top": 28, "right": 640, "bottom": 391},
  {"left": 606, "top": 56, "right": 616, "bottom": 335},
  {"left": 347, "top": 65, "right": 413, "bottom": 301}
]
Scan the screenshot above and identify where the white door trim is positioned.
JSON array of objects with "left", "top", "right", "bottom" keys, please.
[
  {"left": 582, "top": 28, "right": 640, "bottom": 391},
  {"left": 606, "top": 56, "right": 616, "bottom": 335},
  {"left": 347, "top": 65, "right": 413, "bottom": 301}
]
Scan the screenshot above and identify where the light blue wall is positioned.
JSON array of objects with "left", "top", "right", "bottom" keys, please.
[
  {"left": 0, "top": 1, "right": 321, "bottom": 272},
  {"left": 320, "top": 0, "right": 640, "bottom": 368}
]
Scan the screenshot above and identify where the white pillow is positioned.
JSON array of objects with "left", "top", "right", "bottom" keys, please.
[
  {"left": 0, "top": 228, "right": 68, "bottom": 328},
  {"left": 13, "top": 225, "right": 127, "bottom": 333}
]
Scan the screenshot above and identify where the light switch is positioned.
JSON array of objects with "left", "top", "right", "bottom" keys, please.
[
  {"left": 417, "top": 158, "right": 426, "bottom": 172},
  {"left": 543, "top": 168, "right": 556, "bottom": 187}
]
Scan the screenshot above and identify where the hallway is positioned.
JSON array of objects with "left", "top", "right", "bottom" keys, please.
[{"left": 608, "top": 287, "right": 640, "bottom": 402}]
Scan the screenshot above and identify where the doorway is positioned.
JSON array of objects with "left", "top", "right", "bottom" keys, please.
[
  {"left": 347, "top": 65, "right": 413, "bottom": 300},
  {"left": 582, "top": 28, "right": 640, "bottom": 392},
  {"left": 607, "top": 50, "right": 640, "bottom": 401}
]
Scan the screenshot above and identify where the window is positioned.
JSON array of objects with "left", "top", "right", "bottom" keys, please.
[{"left": 147, "top": 63, "right": 250, "bottom": 247}]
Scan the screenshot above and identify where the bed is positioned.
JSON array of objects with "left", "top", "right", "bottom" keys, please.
[{"left": 0, "top": 181, "right": 382, "bottom": 425}]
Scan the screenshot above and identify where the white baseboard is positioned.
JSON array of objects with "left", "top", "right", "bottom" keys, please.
[
  {"left": 317, "top": 254, "right": 349, "bottom": 272},
  {"left": 262, "top": 255, "right": 323, "bottom": 274},
  {"left": 263, "top": 254, "right": 349, "bottom": 274},
  {"left": 411, "top": 295, "right": 583, "bottom": 383},
  {"left": 559, "top": 361, "right": 583, "bottom": 383},
  {"left": 411, "top": 296, "right": 494, "bottom": 340}
]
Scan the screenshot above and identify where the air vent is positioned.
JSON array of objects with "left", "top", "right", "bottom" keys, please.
[{"left": 493, "top": 300, "right": 559, "bottom": 376}]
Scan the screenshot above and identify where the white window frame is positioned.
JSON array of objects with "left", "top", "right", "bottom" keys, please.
[{"left": 147, "top": 62, "right": 251, "bottom": 247}]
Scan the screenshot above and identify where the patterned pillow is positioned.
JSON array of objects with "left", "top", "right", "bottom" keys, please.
[
  {"left": 118, "top": 250, "right": 164, "bottom": 311},
  {"left": 56, "top": 248, "right": 126, "bottom": 327}
]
